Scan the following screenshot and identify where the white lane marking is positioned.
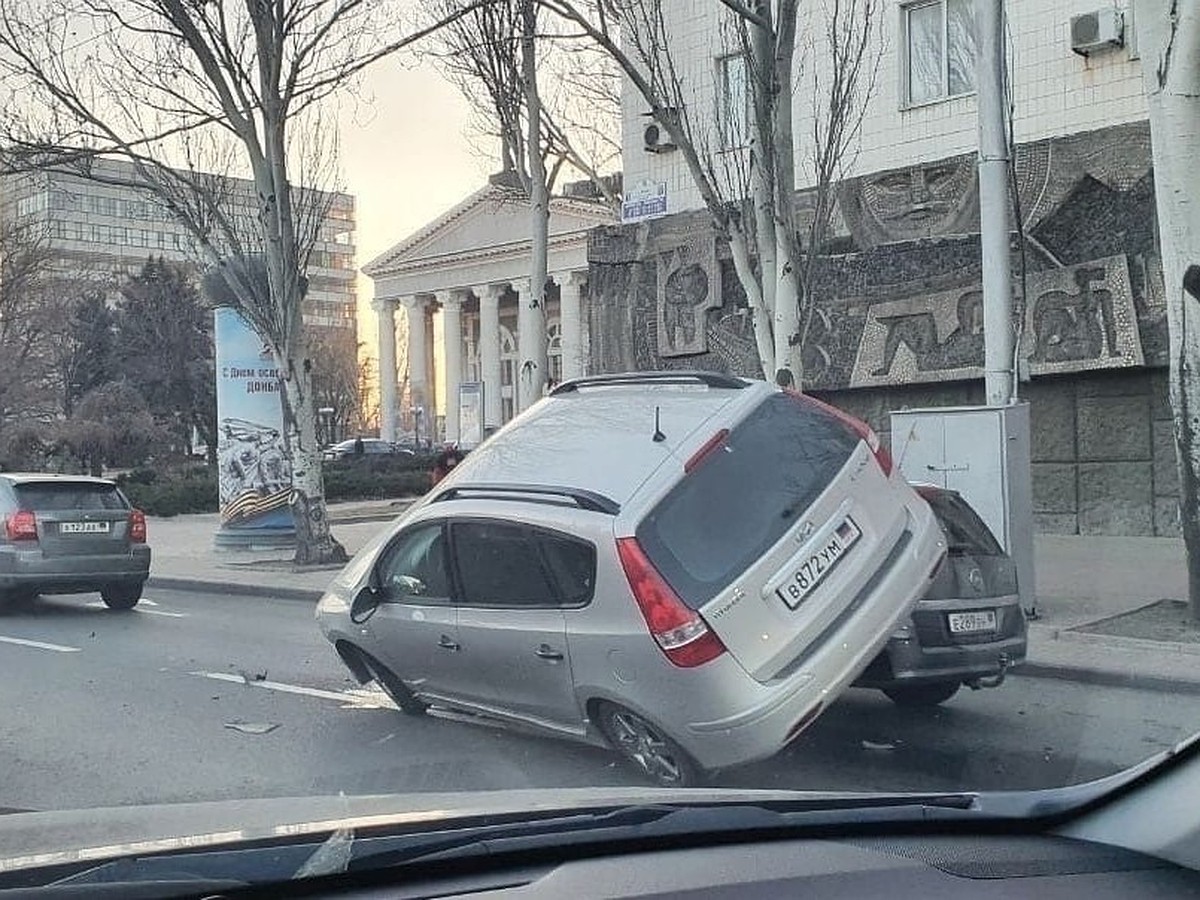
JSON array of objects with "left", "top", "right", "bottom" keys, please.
[
  {"left": 0, "top": 635, "right": 81, "bottom": 653},
  {"left": 191, "top": 672, "right": 396, "bottom": 710},
  {"left": 84, "top": 600, "right": 186, "bottom": 618}
]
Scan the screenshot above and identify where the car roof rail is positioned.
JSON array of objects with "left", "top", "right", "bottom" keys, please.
[
  {"left": 550, "top": 371, "right": 750, "bottom": 396},
  {"left": 431, "top": 483, "right": 621, "bottom": 515}
]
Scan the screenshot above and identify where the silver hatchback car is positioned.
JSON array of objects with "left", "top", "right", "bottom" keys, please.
[
  {"left": 317, "top": 372, "right": 946, "bottom": 785},
  {"left": 0, "top": 474, "right": 151, "bottom": 610}
]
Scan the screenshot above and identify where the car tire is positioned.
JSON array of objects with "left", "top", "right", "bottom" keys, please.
[
  {"left": 596, "top": 702, "right": 703, "bottom": 788},
  {"left": 358, "top": 652, "right": 428, "bottom": 716},
  {"left": 882, "top": 682, "right": 960, "bottom": 708},
  {"left": 100, "top": 582, "right": 143, "bottom": 610}
]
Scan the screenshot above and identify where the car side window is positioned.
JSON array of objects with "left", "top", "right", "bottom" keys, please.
[
  {"left": 451, "top": 521, "right": 558, "bottom": 608},
  {"left": 537, "top": 531, "right": 597, "bottom": 607},
  {"left": 375, "top": 523, "right": 451, "bottom": 603}
]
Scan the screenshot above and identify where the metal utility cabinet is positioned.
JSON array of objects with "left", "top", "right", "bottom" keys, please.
[{"left": 890, "top": 404, "right": 1036, "bottom": 615}]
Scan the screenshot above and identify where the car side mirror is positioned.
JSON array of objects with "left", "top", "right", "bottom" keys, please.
[{"left": 350, "top": 585, "right": 381, "bottom": 624}]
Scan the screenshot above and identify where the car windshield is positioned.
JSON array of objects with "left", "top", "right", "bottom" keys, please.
[{"left": 1, "top": 0, "right": 1199, "bottom": 887}]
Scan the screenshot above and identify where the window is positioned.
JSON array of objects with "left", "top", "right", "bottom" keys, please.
[
  {"left": 717, "top": 53, "right": 750, "bottom": 148},
  {"left": 376, "top": 523, "right": 451, "bottom": 602},
  {"left": 15, "top": 482, "right": 128, "bottom": 512},
  {"left": 636, "top": 393, "right": 859, "bottom": 609},
  {"left": 904, "top": 0, "right": 976, "bottom": 106},
  {"left": 452, "top": 521, "right": 557, "bottom": 608},
  {"left": 537, "top": 531, "right": 597, "bottom": 606}
]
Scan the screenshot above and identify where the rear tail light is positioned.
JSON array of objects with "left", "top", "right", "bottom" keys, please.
[
  {"left": 616, "top": 537, "right": 727, "bottom": 668},
  {"left": 128, "top": 509, "right": 147, "bottom": 543},
  {"left": 4, "top": 510, "right": 37, "bottom": 542},
  {"left": 798, "top": 394, "right": 893, "bottom": 476}
]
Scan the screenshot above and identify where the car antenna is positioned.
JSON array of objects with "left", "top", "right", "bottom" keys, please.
[{"left": 652, "top": 406, "right": 666, "bottom": 443}]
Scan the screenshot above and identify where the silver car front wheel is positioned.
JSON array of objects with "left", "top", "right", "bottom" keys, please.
[{"left": 597, "top": 703, "right": 701, "bottom": 788}]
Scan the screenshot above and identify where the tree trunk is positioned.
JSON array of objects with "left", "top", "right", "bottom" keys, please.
[
  {"left": 519, "top": 0, "right": 549, "bottom": 410},
  {"left": 1141, "top": 0, "right": 1200, "bottom": 615},
  {"left": 771, "top": 0, "right": 803, "bottom": 383},
  {"left": 279, "top": 343, "right": 348, "bottom": 566},
  {"left": 729, "top": 224, "right": 775, "bottom": 377}
]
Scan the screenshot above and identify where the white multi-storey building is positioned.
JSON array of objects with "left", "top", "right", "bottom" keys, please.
[
  {"left": 2, "top": 158, "right": 358, "bottom": 334},
  {"left": 588, "top": 0, "right": 1170, "bottom": 539}
]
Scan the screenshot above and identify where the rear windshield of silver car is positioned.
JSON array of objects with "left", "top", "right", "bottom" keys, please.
[
  {"left": 14, "top": 483, "right": 129, "bottom": 511},
  {"left": 926, "top": 491, "right": 1004, "bottom": 556},
  {"left": 636, "top": 393, "right": 860, "bottom": 609}
]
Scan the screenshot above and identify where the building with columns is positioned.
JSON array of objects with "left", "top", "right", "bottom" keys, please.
[{"left": 364, "top": 179, "right": 614, "bottom": 446}]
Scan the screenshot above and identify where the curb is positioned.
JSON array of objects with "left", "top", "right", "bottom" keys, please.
[
  {"left": 1012, "top": 661, "right": 1200, "bottom": 695},
  {"left": 146, "top": 576, "right": 323, "bottom": 603}
]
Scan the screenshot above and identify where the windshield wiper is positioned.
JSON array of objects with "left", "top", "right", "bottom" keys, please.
[
  {"left": 327, "top": 793, "right": 981, "bottom": 877},
  {"left": 6, "top": 793, "right": 979, "bottom": 895}
]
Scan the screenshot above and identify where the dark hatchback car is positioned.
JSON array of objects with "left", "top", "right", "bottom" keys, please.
[
  {"left": 854, "top": 484, "right": 1027, "bottom": 706},
  {"left": 0, "top": 474, "right": 151, "bottom": 610}
]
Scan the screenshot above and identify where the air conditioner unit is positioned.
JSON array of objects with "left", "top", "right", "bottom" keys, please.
[
  {"left": 643, "top": 122, "right": 677, "bottom": 154},
  {"left": 1070, "top": 9, "right": 1124, "bottom": 56}
]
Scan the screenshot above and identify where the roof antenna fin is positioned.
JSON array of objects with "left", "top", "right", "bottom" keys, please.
[{"left": 652, "top": 406, "right": 666, "bottom": 443}]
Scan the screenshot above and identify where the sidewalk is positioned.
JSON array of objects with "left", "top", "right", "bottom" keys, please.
[{"left": 144, "top": 504, "right": 1200, "bottom": 693}]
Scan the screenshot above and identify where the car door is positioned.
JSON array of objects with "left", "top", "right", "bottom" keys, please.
[
  {"left": 361, "top": 521, "right": 461, "bottom": 703},
  {"left": 448, "top": 519, "right": 589, "bottom": 731}
]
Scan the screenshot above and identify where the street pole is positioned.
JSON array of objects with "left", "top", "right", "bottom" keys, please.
[{"left": 978, "top": 0, "right": 1014, "bottom": 407}]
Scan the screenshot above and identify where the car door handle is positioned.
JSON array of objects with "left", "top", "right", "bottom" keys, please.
[
  {"left": 438, "top": 635, "right": 460, "bottom": 651},
  {"left": 534, "top": 644, "right": 564, "bottom": 661}
]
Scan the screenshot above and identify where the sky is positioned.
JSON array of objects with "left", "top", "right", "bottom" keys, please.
[{"left": 337, "top": 58, "right": 493, "bottom": 367}]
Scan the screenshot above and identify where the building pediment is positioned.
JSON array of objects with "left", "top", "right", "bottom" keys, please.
[{"left": 364, "top": 183, "right": 614, "bottom": 278}]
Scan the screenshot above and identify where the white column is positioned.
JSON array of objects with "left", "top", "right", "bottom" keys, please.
[
  {"left": 558, "top": 271, "right": 586, "bottom": 382},
  {"left": 401, "top": 296, "right": 429, "bottom": 446},
  {"left": 514, "top": 277, "right": 548, "bottom": 410},
  {"left": 475, "top": 283, "right": 504, "bottom": 429},
  {"left": 439, "top": 290, "right": 464, "bottom": 445},
  {"left": 373, "top": 297, "right": 398, "bottom": 442}
]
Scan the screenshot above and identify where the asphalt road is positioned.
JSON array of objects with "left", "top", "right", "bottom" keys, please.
[{"left": 3, "top": 587, "right": 1200, "bottom": 812}]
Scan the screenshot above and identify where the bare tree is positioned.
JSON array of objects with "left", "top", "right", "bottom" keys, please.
[
  {"left": 0, "top": 218, "right": 58, "bottom": 429},
  {"left": 310, "top": 331, "right": 365, "bottom": 445},
  {"left": 425, "top": 0, "right": 621, "bottom": 204},
  {"left": 0, "top": 0, "right": 478, "bottom": 563},
  {"left": 541, "top": 0, "right": 879, "bottom": 383},
  {"left": 424, "top": 0, "right": 619, "bottom": 410},
  {"left": 1140, "top": 0, "right": 1200, "bottom": 613}
]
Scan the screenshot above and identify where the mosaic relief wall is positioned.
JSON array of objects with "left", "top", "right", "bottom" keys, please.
[
  {"left": 849, "top": 255, "right": 1144, "bottom": 389},
  {"left": 588, "top": 122, "right": 1165, "bottom": 391},
  {"left": 655, "top": 235, "right": 722, "bottom": 357}
]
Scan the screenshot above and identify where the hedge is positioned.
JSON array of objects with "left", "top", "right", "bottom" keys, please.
[{"left": 115, "top": 454, "right": 435, "bottom": 517}]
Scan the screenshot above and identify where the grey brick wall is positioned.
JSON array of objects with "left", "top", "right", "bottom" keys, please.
[{"left": 811, "top": 370, "right": 1179, "bottom": 538}]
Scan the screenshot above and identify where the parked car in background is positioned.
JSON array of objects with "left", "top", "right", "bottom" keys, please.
[
  {"left": 854, "top": 484, "right": 1027, "bottom": 706},
  {"left": 322, "top": 438, "right": 416, "bottom": 461},
  {"left": 0, "top": 474, "right": 151, "bottom": 610},
  {"left": 317, "top": 372, "right": 946, "bottom": 786}
]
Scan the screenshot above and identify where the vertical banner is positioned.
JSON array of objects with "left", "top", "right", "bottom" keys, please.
[
  {"left": 458, "top": 382, "right": 484, "bottom": 449},
  {"left": 213, "top": 308, "right": 294, "bottom": 548}
]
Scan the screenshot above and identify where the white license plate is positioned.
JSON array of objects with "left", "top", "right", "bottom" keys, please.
[
  {"left": 947, "top": 610, "right": 998, "bottom": 634},
  {"left": 776, "top": 519, "right": 861, "bottom": 609},
  {"left": 59, "top": 521, "right": 111, "bottom": 534}
]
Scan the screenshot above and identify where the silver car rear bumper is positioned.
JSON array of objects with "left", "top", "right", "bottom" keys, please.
[
  {"left": 670, "top": 503, "right": 946, "bottom": 771},
  {"left": 0, "top": 545, "right": 151, "bottom": 593}
]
